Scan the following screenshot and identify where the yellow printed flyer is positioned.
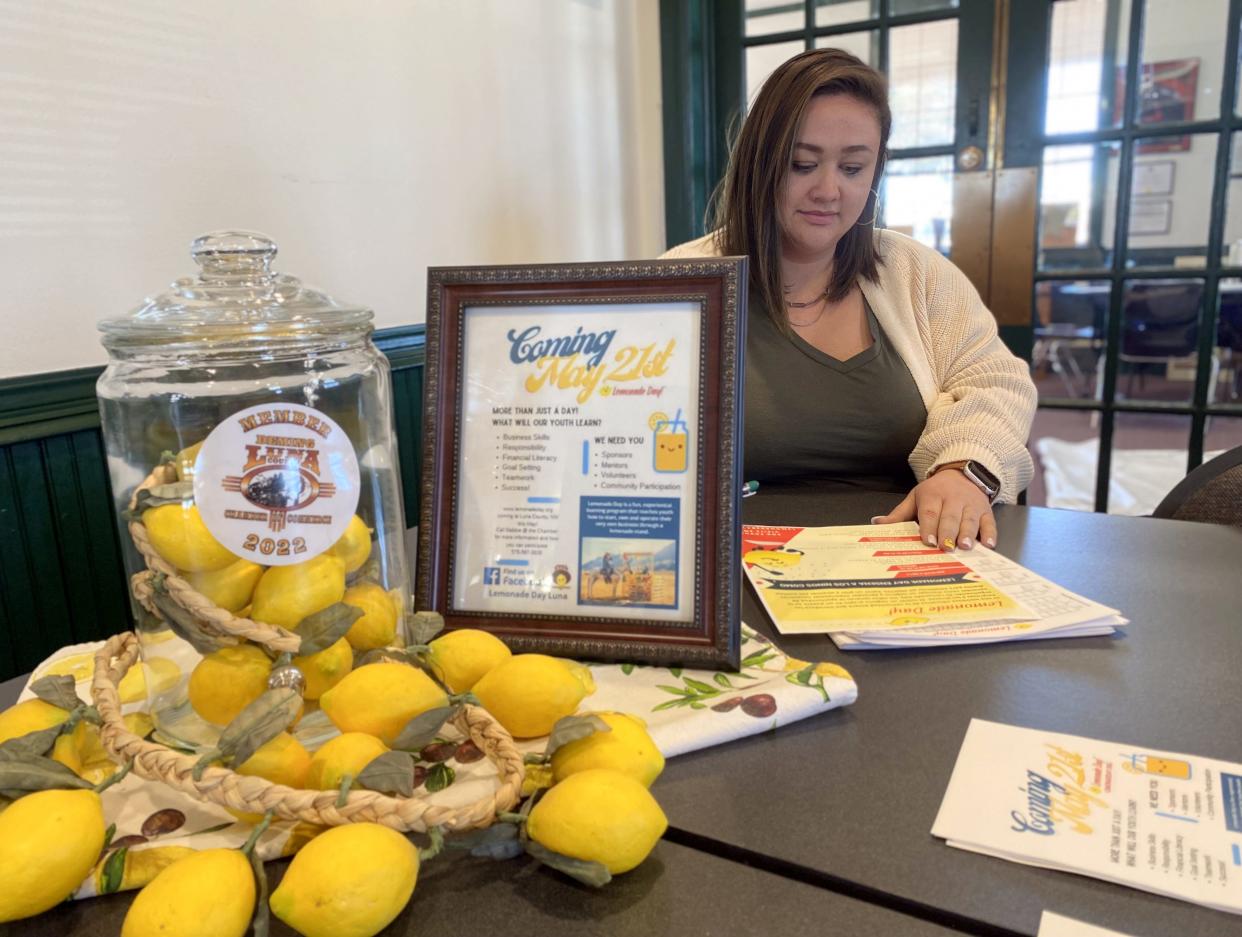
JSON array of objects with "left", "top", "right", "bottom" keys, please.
[
  {"left": 742, "top": 523, "right": 1034, "bottom": 633},
  {"left": 933, "top": 719, "right": 1242, "bottom": 915},
  {"left": 452, "top": 302, "right": 701, "bottom": 623}
]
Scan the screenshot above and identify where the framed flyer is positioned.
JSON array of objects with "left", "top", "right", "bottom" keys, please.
[{"left": 417, "top": 258, "right": 746, "bottom": 669}]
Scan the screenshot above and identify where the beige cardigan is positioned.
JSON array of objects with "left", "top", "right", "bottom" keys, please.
[{"left": 662, "top": 229, "right": 1036, "bottom": 501}]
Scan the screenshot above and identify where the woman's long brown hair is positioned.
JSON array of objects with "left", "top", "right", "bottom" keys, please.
[{"left": 709, "top": 48, "right": 892, "bottom": 335}]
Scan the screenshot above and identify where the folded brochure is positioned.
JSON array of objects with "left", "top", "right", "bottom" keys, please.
[
  {"left": 742, "top": 522, "right": 1125, "bottom": 648},
  {"left": 933, "top": 719, "right": 1242, "bottom": 916}
]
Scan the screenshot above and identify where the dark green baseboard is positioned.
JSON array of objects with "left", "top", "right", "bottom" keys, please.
[{"left": 0, "top": 326, "right": 426, "bottom": 681}]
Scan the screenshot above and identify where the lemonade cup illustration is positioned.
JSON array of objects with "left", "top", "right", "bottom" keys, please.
[
  {"left": 1121, "top": 753, "right": 1192, "bottom": 779},
  {"left": 653, "top": 408, "right": 689, "bottom": 473}
]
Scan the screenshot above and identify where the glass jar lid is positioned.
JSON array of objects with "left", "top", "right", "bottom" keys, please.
[{"left": 99, "top": 231, "right": 373, "bottom": 349}]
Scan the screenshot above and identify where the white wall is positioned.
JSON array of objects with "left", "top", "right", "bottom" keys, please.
[{"left": 0, "top": 0, "right": 665, "bottom": 378}]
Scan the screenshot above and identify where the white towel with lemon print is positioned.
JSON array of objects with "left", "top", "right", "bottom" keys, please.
[{"left": 15, "top": 625, "right": 856, "bottom": 900}]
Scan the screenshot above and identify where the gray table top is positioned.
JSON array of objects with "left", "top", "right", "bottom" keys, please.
[{"left": 656, "top": 486, "right": 1242, "bottom": 937}]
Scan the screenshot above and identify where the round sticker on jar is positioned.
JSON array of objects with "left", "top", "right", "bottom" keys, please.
[{"left": 192, "top": 402, "right": 360, "bottom": 565}]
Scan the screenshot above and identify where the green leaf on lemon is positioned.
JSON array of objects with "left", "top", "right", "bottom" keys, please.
[
  {"left": 525, "top": 840, "right": 612, "bottom": 887},
  {"left": 295, "top": 603, "right": 364, "bottom": 656}
]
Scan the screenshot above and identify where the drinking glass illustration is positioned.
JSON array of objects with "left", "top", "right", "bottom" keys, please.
[{"left": 653, "top": 409, "right": 689, "bottom": 473}]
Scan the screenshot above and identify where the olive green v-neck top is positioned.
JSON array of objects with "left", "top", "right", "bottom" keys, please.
[{"left": 742, "top": 294, "right": 927, "bottom": 492}]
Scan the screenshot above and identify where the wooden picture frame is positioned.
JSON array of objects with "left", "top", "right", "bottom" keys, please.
[{"left": 417, "top": 258, "right": 746, "bottom": 669}]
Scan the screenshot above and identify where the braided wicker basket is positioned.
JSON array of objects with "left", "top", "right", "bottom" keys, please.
[
  {"left": 109, "top": 461, "right": 524, "bottom": 831},
  {"left": 91, "top": 632, "right": 524, "bottom": 831}
]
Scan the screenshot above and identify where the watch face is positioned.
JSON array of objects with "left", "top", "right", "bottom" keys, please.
[{"left": 967, "top": 461, "right": 999, "bottom": 493}]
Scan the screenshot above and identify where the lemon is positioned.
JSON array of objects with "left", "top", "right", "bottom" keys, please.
[
  {"left": 425, "top": 628, "right": 512, "bottom": 692},
  {"left": 51, "top": 722, "right": 85, "bottom": 774},
  {"left": 121, "top": 848, "right": 255, "bottom": 937},
  {"left": 473, "top": 654, "right": 589, "bottom": 739},
  {"left": 51, "top": 720, "right": 121, "bottom": 784},
  {"left": 305, "top": 732, "right": 389, "bottom": 791},
  {"left": 229, "top": 731, "right": 313, "bottom": 823},
  {"left": 326, "top": 514, "right": 372, "bottom": 574},
  {"left": 319, "top": 663, "right": 448, "bottom": 745},
  {"left": 555, "top": 658, "right": 596, "bottom": 695},
  {"left": 250, "top": 555, "right": 346, "bottom": 630},
  {"left": 551, "top": 712, "right": 665, "bottom": 787},
  {"left": 50, "top": 719, "right": 118, "bottom": 784},
  {"left": 0, "top": 789, "right": 106, "bottom": 923},
  {"left": 124, "top": 712, "right": 156, "bottom": 739},
  {"left": 270, "top": 822, "right": 418, "bottom": 937},
  {"left": 185, "top": 559, "right": 265, "bottom": 613},
  {"left": 521, "top": 762, "right": 554, "bottom": 798},
  {"left": 278, "top": 821, "right": 327, "bottom": 858},
  {"left": 236, "top": 731, "right": 312, "bottom": 788},
  {"left": 187, "top": 644, "right": 271, "bottom": 726},
  {"left": 142, "top": 503, "right": 236, "bottom": 572},
  {"left": 174, "top": 440, "right": 204, "bottom": 482},
  {"left": 118, "top": 656, "right": 181, "bottom": 704},
  {"left": 0, "top": 698, "right": 70, "bottom": 745},
  {"left": 341, "top": 582, "right": 398, "bottom": 651},
  {"left": 292, "top": 636, "right": 354, "bottom": 700},
  {"left": 95, "top": 845, "right": 196, "bottom": 893},
  {"left": 526, "top": 768, "right": 667, "bottom": 875}
]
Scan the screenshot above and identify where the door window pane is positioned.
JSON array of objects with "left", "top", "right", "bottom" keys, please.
[
  {"left": 1029, "top": 408, "right": 1101, "bottom": 511},
  {"left": 1033, "top": 280, "right": 1110, "bottom": 401},
  {"left": 815, "top": 0, "right": 876, "bottom": 29},
  {"left": 1205, "top": 415, "right": 1242, "bottom": 451},
  {"left": 1120, "top": 133, "right": 1216, "bottom": 269},
  {"left": 882, "top": 156, "right": 953, "bottom": 255},
  {"left": 813, "top": 30, "right": 878, "bottom": 67},
  {"left": 1046, "top": 0, "right": 1129, "bottom": 134},
  {"left": 1107, "top": 413, "right": 1192, "bottom": 514},
  {"left": 1223, "top": 133, "right": 1242, "bottom": 266},
  {"left": 1135, "top": 0, "right": 1226, "bottom": 127},
  {"left": 888, "top": 19, "right": 958, "bottom": 149},
  {"left": 746, "top": 0, "right": 805, "bottom": 38},
  {"left": 890, "top": 0, "right": 959, "bottom": 14},
  {"left": 1039, "top": 141, "right": 1120, "bottom": 272},
  {"left": 746, "top": 41, "right": 805, "bottom": 108},
  {"left": 1117, "top": 278, "right": 1204, "bottom": 405}
]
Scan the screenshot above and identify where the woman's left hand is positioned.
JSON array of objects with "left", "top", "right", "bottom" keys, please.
[{"left": 871, "top": 470, "right": 996, "bottom": 551}]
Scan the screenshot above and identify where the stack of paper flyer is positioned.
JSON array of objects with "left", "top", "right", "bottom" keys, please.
[
  {"left": 741, "top": 522, "right": 1126, "bottom": 649},
  {"left": 933, "top": 719, "right": 1242, "bottom": 916}
]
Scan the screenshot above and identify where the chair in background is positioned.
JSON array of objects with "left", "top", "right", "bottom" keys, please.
[
  {"left": 1218, "top": 286, "right": 1242, "bottom": 401},
  {"left": 1152, "top": 445, "right": 1242, "bottom": 527},
  {"left": 1117, "top": 281, "right": 1217, "bottom": 398},
  {"left": 1033, "top": 282, "right": 1105, "bottom": 397}
]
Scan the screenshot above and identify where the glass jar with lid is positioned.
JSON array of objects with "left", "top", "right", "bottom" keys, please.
[{"left": 97, "top": 231, "right": 410, "bottom": 750}]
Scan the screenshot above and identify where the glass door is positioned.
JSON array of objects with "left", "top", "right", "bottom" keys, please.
[
  {"left": 738, "top": 1, "right": 996, "bottom": 272},
  {"left": 1013, "top": 0, "right": 1242, "bottom": 513}
]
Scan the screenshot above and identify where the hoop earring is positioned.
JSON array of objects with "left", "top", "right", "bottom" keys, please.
[{"left": 857, "top": 188, "right": 881, "bottom": 227}]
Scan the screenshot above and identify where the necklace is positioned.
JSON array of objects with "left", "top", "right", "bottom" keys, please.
[
  {"left": 782, "top": 284, "right": 829, "bottom": 308},
  {"left": 786, "top": 294, "right": 828, "bottom": 328},
  {"left": 785, "top": 292, "right": 828, "bottom": 309}
]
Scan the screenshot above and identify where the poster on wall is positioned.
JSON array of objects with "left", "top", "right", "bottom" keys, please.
[
  {"left": 417, "top": 259, "right": 745, "bottom": 668},
  {"left": 1114, "top": 59, "right": 1199, "bottom": 153}
]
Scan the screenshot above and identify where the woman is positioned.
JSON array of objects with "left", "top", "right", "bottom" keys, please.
[{"left": 663, "top": 48, "right": 1036, "bottom": 552}]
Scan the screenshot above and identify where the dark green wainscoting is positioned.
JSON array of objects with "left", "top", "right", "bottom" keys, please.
[{"left": 0, "top": 326, "right": 426, "bottom": 682}]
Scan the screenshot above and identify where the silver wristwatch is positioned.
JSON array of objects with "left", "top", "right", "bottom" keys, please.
[{"left": 934, "top": 460, "right": 1000, "bottom": 502}]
